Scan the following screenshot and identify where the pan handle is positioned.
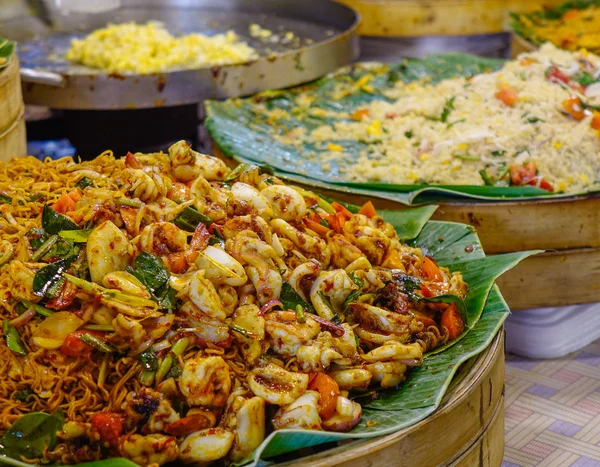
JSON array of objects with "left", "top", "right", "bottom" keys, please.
[{"left": 20, "top": 68, "right": 66, "bottom": 87}]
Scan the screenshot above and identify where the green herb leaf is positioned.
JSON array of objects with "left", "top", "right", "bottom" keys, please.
[
  {"left": 3, "top": 320, "right": 26, "bottom": 356},
  {"left": 343, "top": 272, "right": 364, "bottom": 313},
  {"left": 527, "top": 117, "right": 543, "bottom": 124},
  {"left": 26, "top": 228, "right": 49, "bottom": 250},
  {"left": 139, "top": 349, "right": 158, "bottom": 372},
  {"left": 404, "top": 130, "right": 414, "bottom": 139},
  {"left": 172, "top": 206, "right": 213, "bottom": 232},
  {"left": 0, "top": 411, "right": 63, "bottom": 459},
  {"left": 127, "top": 252, "right": 177, "bottom": 310},
  {"left": 59, "top": 229, "right": 92, "bottom": 243},
  {"left": 32, "top": 256, "right": 77, "bottom": 298},
  {"left": 453, "top": 153, "right": 480, "bottom": 162},
  {"left": 79, "top": 333, "right": 114, "bottom": 353},
  {"left": 12, "top": 388, "right": 33, "bottom": 402},
  {"left": 41, "top": 205, "right": 80, "bottom": 235},
  {"left": 0, "top": 193, "right": 12, "bottom": 204},
  {"left": 0, "top": 38, "right": 15, "bottom": 71},
  {"left": 491, "top": 150, "right": 506, "bottom": 157},
  {"left": 279, "top": 282, "right": 316, "bottom": 314},
  {"left": 75, "top": 177, "right": 94, "bottom": 189}
]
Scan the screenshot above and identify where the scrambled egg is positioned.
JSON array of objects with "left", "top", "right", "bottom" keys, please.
[{"left": 66, "top": 22, "right": 259, "bottom": 74}]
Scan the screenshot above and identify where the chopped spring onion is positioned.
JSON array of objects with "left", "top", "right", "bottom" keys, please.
[
  {"left": 80, "top": 333, "right": 114, "bottom": 353},
  {"left": 295, "top": 304, "right": 306, "bottom": 323},
  {"left": 30, "top": 235, "right": 59, "bottom": 262},
  {"left": 3, "top": 319, "right": 26, "bottom": 356},
  {"left": 155, "top": 337, "right": 190, "bottom": 384},
  {"left": 21, "top": 301, "right": 55, "bottom": 317},
  {"left": 83, "top": 323, "right": 114, "bottom": 332}
]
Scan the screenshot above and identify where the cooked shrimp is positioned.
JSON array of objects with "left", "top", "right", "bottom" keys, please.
[
  {"left": 343, "top": 216, "right": 391, "bottom": 265},
  {"left": 137, "top": 222, "right": 188, "bottom": 257},
  {"left": 194, "top": 245, "right": 247, "bottom": 287},
  {"left": 168, "top": 140, "right": 231, "bottom": 182},
  {"left": 179, "top": 302, "right": 231, "bottom": 344},
  {"left": 270, "top": 218, "right": 330, "bottom": 266},
  {"left": 348, "top": 303, "right": 421, "bottom": 344},
  {"left": 179, "top": 356, "right": 231, "bottom": 408},
  {"left": 309, "top": 269, "right": 357, "bottom": 321},
  {"left": 264, "top": 310, "right": 321, "bottom": 356},
  {"left": 230, "top": 182, "right": 273, "bottom": 219},
  {"left": 260, "top": 185, "right": 307, "bottom": 222}
]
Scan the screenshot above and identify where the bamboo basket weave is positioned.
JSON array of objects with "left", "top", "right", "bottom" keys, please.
[{"left": 0, "top": 55, "right": 26, "bottom": 161}]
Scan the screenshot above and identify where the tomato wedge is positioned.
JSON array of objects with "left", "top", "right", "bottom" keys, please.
[
  {"left": 91, "top": 412, "right": 124, "bottom": 449},
  {"left": 441, "top": 304, "right": 465, "bottom": 340},
  {"left": 53, "top": 193, "right": 76, "bottom": 214},
  {"left": 308, "top": 373, "right": 340, "bottom": 420},
  {"left": 421, "top": 257, "right": 443, "bottom": 282},
  {"left": 358, "top": 201, "right": 377, "bottom": 218}
]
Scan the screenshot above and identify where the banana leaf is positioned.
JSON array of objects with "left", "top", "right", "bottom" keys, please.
[
  {"left": 0, "top": 207, "right": 535, "bottom": 467},
  {"left": 510, "top": 0, "right": 600, "bottom": 47},
  {"left": 0, "top": 38, "right": 15, "bottom": 72},
  {"left": 206, "top": 53, "right": 597, "bottom": 205}
]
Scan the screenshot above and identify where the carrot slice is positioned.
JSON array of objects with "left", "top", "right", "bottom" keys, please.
[
  {"left": 358, "top": 201, "right": 377, "bottom": 218},
  {"left": 53, "top": 193, "right": 76, "bottom": 214},
  {"left": 308, "top": 373, "right": 340, "bottom": 420},
  {"left": 303, "top": 218, "right": 332, "bottom": 237},
  {"left": 441, "top": 304, "right": 465, "bottom": 340},
  {"left": 494, "top": 86, "right": 518, "bottom": 107},
  {"left": 562, "top": 96, "right": 586, "bottom": 121},
  {"left": 382, "top": 249, "right": 403, "bottom": 269},
  {"left": 331, "top": 202, "right": 353, "bottom": 220}
]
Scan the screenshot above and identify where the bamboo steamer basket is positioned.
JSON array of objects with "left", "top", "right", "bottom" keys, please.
[
  {"left": 277, "top": 330, "right": 505, "bottom": 467},
  {"left": 335, "top": 0, "right": 565, "bottom": 37},
  {"left": 0, "top": 56, "right": 26, "bottom": 160}
]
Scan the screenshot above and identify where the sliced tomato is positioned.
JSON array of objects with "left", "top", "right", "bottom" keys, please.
[
  {"left": 510, "top": 162, "right": 537, "bottom": 186},
  {"left": 60, "top": 330, "right": 103, "bottom": 357},
  {"left": 441, "top": 304, "right": 465, "bottom": 340},
  {"left": 546, "top": 66, "right": 571, "bottom": 85},
  {"left": 91, "top": 412, "right": 124, "bottom": 449},
  {"left": 421, "top": 257, "right": 443, "bottom": 282},
  {"left": 308, "top": 373, "right": 340, "bottom": 420},
  {"left": 326, "top": 212, "right": 347, "bottom": 234}
]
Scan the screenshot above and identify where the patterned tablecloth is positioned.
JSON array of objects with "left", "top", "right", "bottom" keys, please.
[{"left": 503, "top": 339, "right": 600, "bottom": 467}]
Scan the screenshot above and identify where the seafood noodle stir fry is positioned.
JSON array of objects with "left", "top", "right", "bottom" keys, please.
[{"left": 0, "top": 142, "right": 468, "bottom": 465}]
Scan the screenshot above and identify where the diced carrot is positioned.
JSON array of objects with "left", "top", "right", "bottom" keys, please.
[
  {"left": 591, "top": 111, "right": 600, "bottom": 130},
  {"left": 494, "top": 85, "right": 518, "bottom": 107},
  {"left": 421, "top": 257, "right": 443, "bottom": 282},
  {"left": 519, "top": 57, "right": 537, "bottom": 66},
  {"left": 440, "top": 304, "right": 465, "bottom": 340},
  {"left": 308, "top": 373, "right": 340, "bottom": 420},
  {"left": 420, "top": 284, "right": 434, "bottom": 298},
  {"left": 91, "top": 412, "right": 124, "bottom": 450},
  {"left": 327, "top": 212, "right": 346, "bottom": 234},
  {"left": 381, "top": 249, "right": 403, "bottom": 269},
  {"left": 67, "top": 189, "right": 82, "bottom": 202},
  {"left": 331, "top": 202, "right": 353, "bottom": 220},
  {"left": 350, "top": 109, "right": 369, "bottom": 121},
  {"left": 562, "top": 9, "right": 580, "bottom": 20},
  {"left": 53, "top": 193, "right": 77, "bottom": 214},
  {"left": 385, "top": 112, "right": 398, "bottom": 119},
  {"left": 303, "top": 218, "right": 332, "bottom": 237},
  {"left": 562, "top": 96, "right": 586, "bottom": 121},
  {"left": 167, "top": 251, "right": 189, "bottom": 274},
  {"left": 358, "top": 200, "right": 377, "bottom": 218}
]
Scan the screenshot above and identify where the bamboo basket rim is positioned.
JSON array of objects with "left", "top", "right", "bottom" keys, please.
[
  {"left": 277, "top": 329, "right": 504, "bottom": 466},
  {"left": 0, "top": 54, "right": 18, "bottom": 88}
]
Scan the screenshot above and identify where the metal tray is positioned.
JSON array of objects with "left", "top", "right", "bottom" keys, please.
[{"left": 0, "top": 0, "right": 359, "bottom": 109}]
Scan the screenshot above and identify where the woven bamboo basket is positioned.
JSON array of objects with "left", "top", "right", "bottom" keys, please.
[
  {"left": 335, "top": 0, "right": 564, "bottom": 36},
  {"left": 276, "top": 330, "right": 504, "bottom": 466},
  {"left": 0, "top": 55, "right": 26, "bottom": 161}
]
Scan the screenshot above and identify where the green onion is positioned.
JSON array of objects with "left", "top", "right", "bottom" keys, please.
[
  {"left": 65, "top": 274, "right": 158, "bottom": 309},
  {"left": 295, "top": 304, "right": 306, "bottom": 323},
  {"left": 30, "top": 235, "right": 59, "bottom": 262},
  {"left": 453, "top": 154, "right": 480, "bottom": 162},
  {"left": 226, "top": 322, "right": 258, "bottom": 339},
  {"left": 3, "top": 319, "right": 26, "bottom": 356},
  {"left": 139, "top": 370, "right": 155, "bottom": 386},
  {"left": 80, "top": 333, "right": 114, "bottom": 353},
  {"left": 155, "top": 337, "right": 190, "bottom": 384},
  {"left": 21, "top": 301, "right": 55, "bottom": 317},
  {"left": 113, "top": 198, "right": 143, "bottom": 207},
  {"left": 59, "top": 229, "right": 92, "bottom": 243},
  {"left": 172, "top": 206, "right": 213, "bottom": 232},
  {"left": 291, "top": 187, "right": 335, "bottom": 214},
  {"left": 82, "top": 323, "right": 114, "bottom": 332}
]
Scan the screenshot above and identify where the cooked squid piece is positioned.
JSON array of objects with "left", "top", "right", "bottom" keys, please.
[{"left": 0, "top": 139, "right": 468, "bottom": 465}]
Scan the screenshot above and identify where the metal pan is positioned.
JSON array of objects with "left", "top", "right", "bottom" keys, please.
[{"left": 0, "top": 0, "right": 359, "bottom": 109}]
